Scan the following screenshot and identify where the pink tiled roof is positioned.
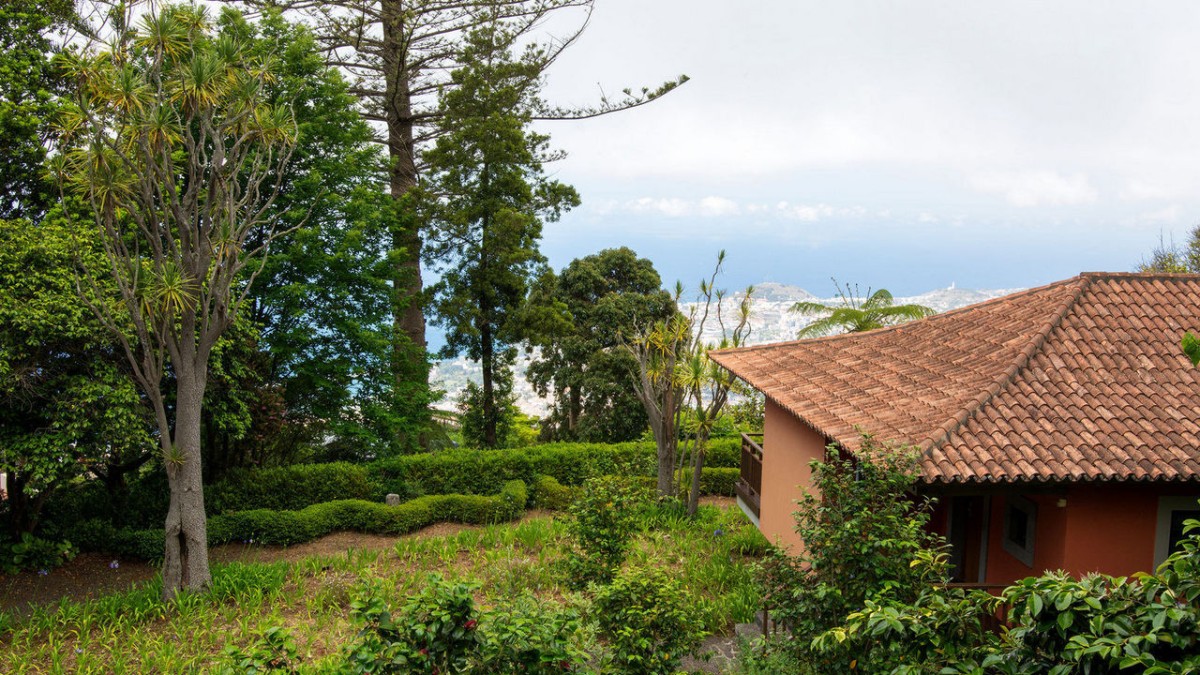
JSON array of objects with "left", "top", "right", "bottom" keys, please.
[{"left": 709, "top": 273, "right": 1200, "bottom": 484}]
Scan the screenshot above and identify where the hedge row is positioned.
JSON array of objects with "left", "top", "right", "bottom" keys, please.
[
  {"left": 42, "top": 437, "right": 744, "bottom": 533},
  {"left": 207, "top": 436, "right": 742, "bottom": 516},
  {"left": 71, "top": 480, "right": 528, "bottom": 562}
]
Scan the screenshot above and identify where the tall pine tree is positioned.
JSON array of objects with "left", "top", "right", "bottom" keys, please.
[{"left": 423, "top": 23, "right": 578, "bottom": 447}]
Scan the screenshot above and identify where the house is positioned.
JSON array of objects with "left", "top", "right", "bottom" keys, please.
[{"left": 710, "top": 272, "right": 1200, "bottom": 586}]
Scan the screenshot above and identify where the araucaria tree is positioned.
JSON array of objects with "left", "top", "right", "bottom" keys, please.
[
  {"left": 55, "top": 5, "right": 298, "bottom": 598},
  {"left": 227, "top": 0, "right": 686, "bottom": 387},
  {"left": 423, "top": 24, "right": 578, "bottom": 448}
]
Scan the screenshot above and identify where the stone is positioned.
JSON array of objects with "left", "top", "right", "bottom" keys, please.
[{"left": 385, "top": 493, "right": 401, "bottom": 506}]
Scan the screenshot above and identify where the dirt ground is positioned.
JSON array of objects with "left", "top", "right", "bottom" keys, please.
[{"left": 0, "top": 514, "right": 548, "bottom": 617}]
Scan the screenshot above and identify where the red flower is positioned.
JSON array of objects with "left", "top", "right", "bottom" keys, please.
[{"left": 464, "top": 619, "right": 477, "bottom": 630}]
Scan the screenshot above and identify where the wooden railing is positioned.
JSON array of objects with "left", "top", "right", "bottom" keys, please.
[{"left": 736, "top": 432, "right": 764, "bottom": 518}]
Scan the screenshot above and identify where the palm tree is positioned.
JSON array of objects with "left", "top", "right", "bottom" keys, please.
[{"left": 791, "top": 281, "right": 935, "bottom": 338}]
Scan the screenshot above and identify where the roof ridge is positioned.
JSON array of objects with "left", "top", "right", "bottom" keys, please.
[
  {"left": 920, "top": 274, "right": 1094, "bottom": 457},
  {"left": 710, "top": 276, "right": 1082, "bottom": 357}
]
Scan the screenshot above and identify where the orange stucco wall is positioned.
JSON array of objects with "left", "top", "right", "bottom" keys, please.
[
  {"left": 980, "top": 484, "right": 1198, "bottom": 585},
  {"left": 759, "top": 400, "right": 828, "bottom": 552}
]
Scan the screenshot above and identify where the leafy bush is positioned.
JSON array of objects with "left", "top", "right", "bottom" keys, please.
[
  {"left": 531, "top": 474, "right": 577, "bottom": 510},
  {"left": 477, "top": 594, "right": 589, "bottom": 673},
  {"left": 0, "top": 532, "right": 76, "bottom": 574},
  {"left": 347, "top": 575, "right": 590, "bottom": 674},
  {"left": 593, "top": 567, "right": 705, "bottom": 675},
  {"left": 220, "top": 626, "right": 299, "bottom": 674},
  {"left": 347, "top": 574, "right": 480, "bottom": 674},
  {"left": 756, "top": 435, "right": 946, "bottom": 673},
  {"left": 564, "top": 476, "right": 645, "bottom": 586}
]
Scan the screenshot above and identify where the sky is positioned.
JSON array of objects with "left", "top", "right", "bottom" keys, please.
[{"left": 523, "top": 0, "right": 1200, "bottom": 296}]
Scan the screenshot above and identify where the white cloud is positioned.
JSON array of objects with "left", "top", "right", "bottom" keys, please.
[
  {"left": 697, "top": 196, "right": 741, "bottom": 217},
  {"left": 616, "top": 197, "right": 869, "bottom": 222},
  {"left": 1132, "top": 204, "right": 1183, "bottom": 226},
  {"left": 967, "top": 171, "right": 1098, "bottom": 207}
]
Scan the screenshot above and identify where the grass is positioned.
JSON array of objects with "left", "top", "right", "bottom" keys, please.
[{"left": 1, "top": 500, "right": 767, "bottom": 673}]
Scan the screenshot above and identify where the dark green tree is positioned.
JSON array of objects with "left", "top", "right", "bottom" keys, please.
[
  {"left": 527, "top": 247, "right": 675, "bottom": 442},
  {"left": 423, "top": 23, "right": 579, "bottom": 448},
  {"left": 0, "top": 216, "right": 153, "bottom": 536},
  {"left": 791, "top": 281, "right": 935, "bottom": 338},
  {"left": 0, "top": 0, "right": 73, "bottom": 220},
  {"left": 215, "top": 11, "right": 429, "bottom": 462}
]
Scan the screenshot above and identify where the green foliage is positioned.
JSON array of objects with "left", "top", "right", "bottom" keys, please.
[
  {"left": 810, "top": 549, "right": 1000, "bottom": 673},
  {"left": 348, "top": 574, "right": 481, "bottom": 674},
  {"left": 220, "top": 626, "right": 299, "bottom": 675},
  {"left": 592, "top": 567, "right": 705, "bottom": 674},
  {"left": 0, "top": 0, "right": 72, "bottom": 220},
  {"left": 527, "top": 247, "right": 676, "bottom": 443},
  {"left": 0, "top": 217, "right": 152, "bottom": 534},
  {"left": 1184, "top": 332, "right": 1200, "bottom": 367},
  {"left": 423, "top": 23, "right": 579, "bottom": 448},
  {"left": 1138, "top": 226, "right": 1200, "bottom": 274},
  {"left": 758, "top": 435, "right": 945, "bottom": 672},
  {"left": 87, "top": 481, "right": 527, "bottom": 561},
  {"left": 0, "top": 531, "right": 75, "bottom": 574},
  {"left": 791, "top": 281, "right": 936, "bottom": 337},
  {"left": 42, "top": 437, "right": 741, "bottom": 537},
  {"left": 531, "top": 475, "right": 578, "bottom": 510},
  {"left": 477, "top": 594, "right": 589, "bottom": 673},
  {"left": 347, "top": 576, "right": 589, "bottom": 674},
  {"left": 564, "top": 476, "right": 646, "bottom": 586},
  {"left": 208, "top": 462, "right": 374, "bottom": 514},
  {"left": 457, "top": 361, "right": 519, "bottom": 449}
]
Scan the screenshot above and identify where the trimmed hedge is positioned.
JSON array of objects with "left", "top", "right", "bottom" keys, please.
[
  {"left": 76, "top": 481, "right": 527, "bottom": 562},
  {"left": 530, "top": 475, "right": 577, "bottom": 510},
  {"left": 44, "top": 437, "right": 745, "bottom": 533}
]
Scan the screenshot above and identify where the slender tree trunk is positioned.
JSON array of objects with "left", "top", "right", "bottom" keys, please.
[
  {"left": 480, "top": 322, "right": 497, "bottom": 447},
  {"left": 161, "top": 364, "right": 212, "bottom": 600},
  {"left": 686, "top": 430, "right": 710, "bottom": 516},
  {"left": 383, "top": 1, "right": 426, "bottom": 360},
  {"left": 568, "top": 386, "right": 581, "bottom": 434},
  {"left": 655, "top": 386, "right": 677, "bottom": 497}
]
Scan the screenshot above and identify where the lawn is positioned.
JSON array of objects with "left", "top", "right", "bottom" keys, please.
[{"left": 0, "top": 499, "right": 766, "bottom": 673}]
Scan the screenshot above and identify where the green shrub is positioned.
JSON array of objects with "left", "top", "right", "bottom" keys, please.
[
  {"left": 757, "top": 435, "right": 945, "bottom": 673},
  {"left": 593, "top": 567, "right": 705, "bottom": 675},
  {"left": 220, "top": 626, "right": 299, "bottom": 674},
  {"left": 564, "top": 477, "right": 644, "bottom": 586},
  {"left": 347, "top": 574, "right": 481, "bottom": 674},
  {"left": 531, "top": 475, "right": 577, "bottom": 510},
  {"left": 477, "top": 594, "right": 588, "bottom": 673},
  {"left": 347, "top": 576, "right": 588, "bottom": 674},
  {"left": 0, "top": 532, "right": 76, "bottom": 574},
  {"left": 100, "top": 481, "right": 527, "bottom": 560},
  {"left": 208, "top": 462, "right": 374, "bottom": 513}
]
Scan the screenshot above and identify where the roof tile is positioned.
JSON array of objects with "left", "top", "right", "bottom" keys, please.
[{"left": 710, "top": 273, "right": 1200, "bottom": 484}]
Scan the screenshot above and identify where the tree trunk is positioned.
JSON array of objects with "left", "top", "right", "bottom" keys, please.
[
  {"left": 161, "top": 366, "right": 212, "bottom": 600},
  {"left": 383, "top": 1, "right": 426, "bottom": 361},
  {"left": 480, "top": 322, "right": 497, "bottom": 448},
  {"left": 568, "top": 386, "right": 581, "bottom": 434},
  {"left": 654, "top": 387, "right": 677, "bottom": 497},
  {"left": 686, "top": 430, "right": 710, "bottom": 517}
]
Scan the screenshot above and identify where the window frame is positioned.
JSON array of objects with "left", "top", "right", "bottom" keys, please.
[
  {"left": 1002, "top": 495, "right": 1037, "bottom": 568},
  {"left": 1154, "top": 495, "right": 1200, "bottom": 567}
]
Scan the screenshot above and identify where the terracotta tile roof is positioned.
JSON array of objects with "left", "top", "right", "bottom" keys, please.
[{"left": 709, "top": 273, "right": 1200, "bottom": 484}]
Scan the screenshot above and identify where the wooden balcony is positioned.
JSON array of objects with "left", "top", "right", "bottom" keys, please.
[{"left": 736, "top": 432, "right": 764, "bottom": 518}]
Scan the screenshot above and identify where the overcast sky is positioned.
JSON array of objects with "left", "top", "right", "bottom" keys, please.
[{"left": 525, "top": 0, "right": 1200, "bottom": 295}]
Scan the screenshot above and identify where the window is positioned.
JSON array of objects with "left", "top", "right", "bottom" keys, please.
[
  {"left": 1003, "top": 495, "right": 1037, "bottom": 567},
  {"left": 1155, "top": 496, "right": 1200, "bottom": 567}
]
